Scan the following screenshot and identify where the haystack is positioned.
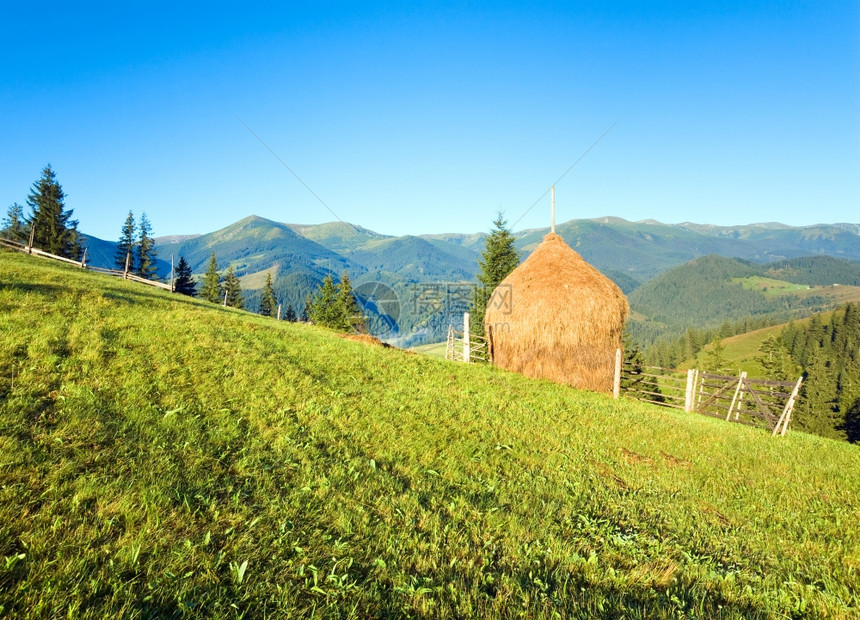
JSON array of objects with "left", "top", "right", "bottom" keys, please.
[{"left": 484, "top": 232, "right": 629, "bottom": 392}]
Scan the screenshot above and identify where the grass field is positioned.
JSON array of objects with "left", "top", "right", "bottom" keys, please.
[
  {"left": 2, "top": 250, "right": 859, "bottom": 618},
  {"left": 411, "top": 341, "right": 448, "bottom": 359}
]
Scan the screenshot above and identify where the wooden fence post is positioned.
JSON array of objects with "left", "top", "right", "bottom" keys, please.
[
  {"left": 727, "top": 371, "right": 747, "bottom": 421},
  {"left": 684, "top": 369, "right": 695, "bottom": 412},
  {"left": 773, "top": 376, "right": 803, "bottom": 437},
  {"left": 80, "top": 248, "right": 87, "bottom": 268},
  {"left": 223, "top": 289, "right": 228, "bottom": 307},
  {"left": 124, "top": 252, "right": 131, "bottom": 279},
  {"left": 277, "top": 304, "right": 282, "bottom": 321},
  {"left": 463, "top": 312, "right": 471, "bottom": 363},
  {"left": 27, "top": 224, "right": 35, "bottom": 254},
  {"left": 613, "top": 348, "right": 622, "bottom": 399}
]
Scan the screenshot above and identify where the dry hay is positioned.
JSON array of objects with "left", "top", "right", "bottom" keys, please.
[
  {"left": 337, "top": 333, "right": 392, "bottom": 348},
  {"left": 484, "top": 232, "right": 629, "bottom": 392}
]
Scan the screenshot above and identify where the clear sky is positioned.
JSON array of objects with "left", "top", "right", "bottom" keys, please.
[{"left": 1, "top": 1, "right": 858, "bottom": 240}]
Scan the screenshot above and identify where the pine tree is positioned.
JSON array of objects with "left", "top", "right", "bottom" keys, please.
[
  {"left": 335, "top": 273, "right": 364, "bottom": 332},
  {"left": 703, "top": 336, "right": 730, "bottom": 374},
  {"left": 115, "top": 211, "right": 136, "bottom": 271},
  {"left": 796, "top": 347, "right": 842, "bottom": 439},
  {"left": 1, "top": 203, "right": 27, "bottom": 242},
  {"left": 201, "top": 252, "right": 221, "bottom": 303},
  {"left": 259, "top": 273, "right": 277, "bottom": 317},
  {"left": 301, "top": 295, "right": 311, "bottom": 322},
  {"left": 25, "top": 165, "right": 81, "bottom": 258},
  {"left": 308, "top": 275, "right": 338, "bottom": 326},
  {"left": 222, "top": 265, "right": 244, "bottom": 309},
  {"left": 173, "top": 256, "right": 196, "bottom": 297},
  {"left": 470, "top": 212, "right": 520, "bottom": 338},
  {"left": 136, "top": 212, "right": 157, "bottom": 279},
  {"left": 757, "top": 336, "right": 795, "bottom": 381},
  {"left": 285, "top": 304, "right": 297, "bottom": 322}
]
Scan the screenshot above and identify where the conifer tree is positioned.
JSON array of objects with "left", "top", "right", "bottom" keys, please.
[
  {"left": 285, "top": 304, "right": 297, "bottom": 322},
  {"left": 173, "top": 256, "right": 196, "bottom": 297},
  {"left": 201, "top": 252, "right": 221, "bottom": 303},
  {"left": 136, "top": 212, "right": 157, "bottom": 279},
  {"left": 703, "top": 336, "right": 730, "bottom": 374},
  {"left": 259, "top": 273, "right": 277, "bottom": 317},
  {"left": 115, "top": 211, "right": 136, "bottom": 271},
  {"left": 336, "top": 273, "right": 364, "bottom": 332},
  {"left": 757, "top": 336, "right": 795, "bottom": 381},
  {"left": 1, "top": 203, "right": 27, "bottom": 242},
  {"left": 301, "top": 295, "right": 311, "bottom": 322},
  {"left": 222, "top": 265, "right": 244, "bottom": 309},
  {"left": 25, "top": 165, "right": 81, "bottom": 258},
  {"left": 470, "top": 212, "right": 520, "bottom": 337},
  {"left": 308, "top": 275, "right": 338, "bottom": 326}
]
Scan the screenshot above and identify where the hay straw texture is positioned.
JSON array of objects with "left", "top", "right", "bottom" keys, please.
[{"left": 484, "top": 233, "right": 629, "bottom": 392}]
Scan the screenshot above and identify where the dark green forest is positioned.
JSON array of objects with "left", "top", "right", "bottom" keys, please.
[{"left": 778, "top": 304, "right": 860, "bottom": 442}]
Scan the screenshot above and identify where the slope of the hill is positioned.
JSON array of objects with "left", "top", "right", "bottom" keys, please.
[{"left": 1, "top": 251, "right": 859, "bottom": 618}]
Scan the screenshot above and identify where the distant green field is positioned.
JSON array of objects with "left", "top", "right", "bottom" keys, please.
[
  {"left": 733, "top": 276, "right": 811, "bottom": 297},
  {"left": 411, "top": 341, "right": 448, "bottom": 359},
  {"left": 2, "top": 250, "right": 859, "bottom": 618}
]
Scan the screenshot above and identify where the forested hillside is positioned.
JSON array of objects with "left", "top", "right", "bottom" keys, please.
[
  {"left": 779, "top": 304, "right": 860, "bottom": 441},
  {"left": 629, "top": 255, "right": 860, "bottom": 355}
]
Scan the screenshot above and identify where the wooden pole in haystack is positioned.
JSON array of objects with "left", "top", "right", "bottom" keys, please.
[{"left": 551, "top": 185, "right": 556, "bottom": 234}]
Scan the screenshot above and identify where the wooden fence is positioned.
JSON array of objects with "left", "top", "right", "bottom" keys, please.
[
  {"left": 622, "top": 360, "right": 802, "bottom": 437},
  {"left": 1, "top": 236, "right": 173, "bottom": 292},
  {"left": 445, "top": 313, "right": 489, "bottom": 363}
]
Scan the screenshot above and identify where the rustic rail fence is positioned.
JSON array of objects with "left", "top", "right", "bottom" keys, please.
[
  {"left": 622, "top": 359, "right": 802, "bottom": 437},
  {"left": 445, "top": 313, "right": 489, "bottom": 363},
  {"left": 1, "top": 236, "right": 174, "bottom": 292}
]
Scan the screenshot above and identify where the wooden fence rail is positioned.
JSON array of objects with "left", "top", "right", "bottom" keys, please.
[
  {"left": 621, "top": 358, "right": 801, "bottom": 437},
  {"left": 1, "top": 236, "right": 174, "bottom": 292}
]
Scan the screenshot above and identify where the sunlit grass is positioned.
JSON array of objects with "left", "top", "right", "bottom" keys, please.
[{"left": 1, "top": 250, "right": 859, "bottom": 618}]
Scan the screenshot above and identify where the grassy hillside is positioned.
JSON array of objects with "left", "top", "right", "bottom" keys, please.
[{"left": 2, "top": 251, "right": 859, "bottom": 618}]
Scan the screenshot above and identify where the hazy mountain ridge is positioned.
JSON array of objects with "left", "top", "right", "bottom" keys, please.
[{"left": 77, "top": 215, "right": 860, "bottom": 345}]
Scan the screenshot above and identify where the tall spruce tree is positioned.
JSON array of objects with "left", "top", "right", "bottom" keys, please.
[
  {"left": 222, "top": 266, "right": 244, "bottom": 309},
  {"left": 259, "top": 273, "right": 277, "bottom": 317},
  {"left": 136, "top": 212, "right": 157, "bottom": 279},
  {"left": 336, "top": 273, "right": 364, "bottom": 332},
  {"left": 173, "top": 256, "right": 196, "bottom": 296},
  {"left": 201, "top": 252, "right": 221, "bottom": 303},
  {"left": 115, "top": 211, "right": 137, "bottom": 271},
  {"left": 1, "top": 203, "right": 27, "bottom": 242},
  {"left": 25, "top": 165, "right": 81, "bottom": 258},
  {"left": 470, "top": 212, "right": 520, "bottom": 338},
  {"left": 308, "top": 275, "right": 338, "bottom": 326}
]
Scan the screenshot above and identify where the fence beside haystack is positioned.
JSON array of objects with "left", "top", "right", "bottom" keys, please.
[
  {"left": 445, "top": 313, "right": 489, "bottom": 363},
  {"left": 621, "top": 359, "right": 803, "bottom": 437}
]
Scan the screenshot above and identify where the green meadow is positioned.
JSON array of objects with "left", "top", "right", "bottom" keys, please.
[{"left": 1, "top": 250, "right": 859, "bottom": 618}]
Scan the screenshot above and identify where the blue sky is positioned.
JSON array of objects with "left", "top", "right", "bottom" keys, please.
[{"left": 1, "top": 1, "right": 857, "bottom": 240}]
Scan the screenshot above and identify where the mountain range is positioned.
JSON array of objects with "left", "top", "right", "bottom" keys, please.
[{"left": 79, "top": 215, "right": 860, "bottom": 346}]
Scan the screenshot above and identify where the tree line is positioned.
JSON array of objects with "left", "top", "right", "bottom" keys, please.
[{"left": 762, "top": 304, "right": 860, "bottom": 442}]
